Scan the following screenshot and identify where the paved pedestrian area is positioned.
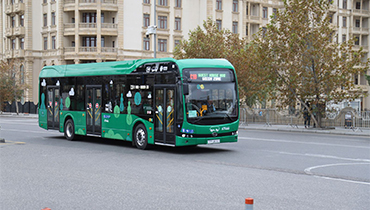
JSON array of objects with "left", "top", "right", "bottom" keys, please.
[{"left": 1, "top": 112, "right": 369, "bottom": 137}]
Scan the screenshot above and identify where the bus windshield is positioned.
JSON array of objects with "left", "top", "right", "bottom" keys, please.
[{"left": 184, "top": 69, "right": 238, "bottom": 125}]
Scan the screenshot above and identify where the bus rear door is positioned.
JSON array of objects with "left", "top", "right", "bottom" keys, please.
[
  {"left": 154, "top": 86, "right": 176, "bottom": 146},
  {"left": 47, "top": 86, "right": 60, "bottom": 130},
  {"left": 86, "top": 86, "right": 102, "bottom": 135}
]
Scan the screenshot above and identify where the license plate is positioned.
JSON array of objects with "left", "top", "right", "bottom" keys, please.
[{"left": 207, "top": 139, "right": 220, "bottom": 144}]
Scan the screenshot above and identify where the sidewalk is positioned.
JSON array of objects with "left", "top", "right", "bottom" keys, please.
[
  {"left": 1, "top": 112, "right": 369, "bottom": 137},
  {"left": 239, "top": 122, "right": 370, "bottom": 137}
]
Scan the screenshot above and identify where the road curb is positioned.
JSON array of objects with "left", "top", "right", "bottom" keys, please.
[{"left": 240, "top": 126, "right": 370, "bottom": 137}]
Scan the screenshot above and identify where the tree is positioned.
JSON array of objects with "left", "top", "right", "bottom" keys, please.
[
  {"left": 173, "top": 18, "right": 269, "bottom": 107},
  {"left": 252, "top": 0, "right": 370, "bottom": 127},
  {"left": 0, "top": 60, "right": 26, "bottom": 113}
]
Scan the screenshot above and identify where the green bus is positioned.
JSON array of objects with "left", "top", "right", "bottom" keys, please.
[{"left": 38, "top": 58, "right": 239, "bottom": 149}]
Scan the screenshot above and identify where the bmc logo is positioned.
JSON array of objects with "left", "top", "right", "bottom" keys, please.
[{"left": 210, "top": 127, "right": 220, "bottom": 133}]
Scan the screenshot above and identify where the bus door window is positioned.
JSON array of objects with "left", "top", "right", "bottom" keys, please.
[
  {"left": 47, "top": 87, "right": 60, "bottom": 129},
  {"left": 166, "top": 89, "right": 174, "bottom": 133},
  {"left": 95, "top": 88, "right": 102, "bottom": 126},
  {"left": 155, "top": 89, "right": 164, "bottom": 132}
]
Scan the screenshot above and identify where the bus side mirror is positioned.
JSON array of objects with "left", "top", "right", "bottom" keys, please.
[{"left": 183, "top": 83, "right": 189, "bottom": 95}]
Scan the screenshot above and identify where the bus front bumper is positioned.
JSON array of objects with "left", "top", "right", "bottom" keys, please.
[{"left": 175, "top": 134, "right": 238, "bottom": 147}]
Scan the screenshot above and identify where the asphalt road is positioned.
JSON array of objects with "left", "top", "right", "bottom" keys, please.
[{"left": 1, "top": 117, "right": 369, "bottom": 210}]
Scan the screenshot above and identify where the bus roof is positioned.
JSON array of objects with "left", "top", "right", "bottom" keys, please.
[{"left": 39, "top": 58, "right": 234, "bottom": 78}]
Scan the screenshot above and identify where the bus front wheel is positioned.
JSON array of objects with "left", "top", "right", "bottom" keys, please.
[
  {"left": 64, "top": 119, "right": 76, "bottom": 141},
  {"left": 134, "top": 124, "right": 149, "bottom": 150}
]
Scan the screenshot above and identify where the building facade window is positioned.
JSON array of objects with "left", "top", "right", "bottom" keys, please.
[
  {"left": 175, "top": 18, "right": 181, "bottom": 30},
  {"left": 82, "top": 13, "right": 97, "bottom": 23},
  {"left": 343, "top": 16, "right": 347, "bottom": 27},
  {"left": 158, "top": 39, "right": 167, "bottom": 52},
  {"left": 52, "top": 36, "right": 56, "bottom": 49},
  {"left": 216, "top": 20, "right": 222, "bottom": 30},
  {"left": 233, "top": 0, "right": 238, "bottom": 12},
  {"left": 20, "top": 37, "right": 24, "bottom": 49},
  {"left": 174, "top": 40, "right": 180, "bottom": 48},
  {"left": 101, "top": 37, "right": 105, "bottom": 47},
  {"left": 20, "top": 15, "right": 24, "bottom": 27},
  {"left": 246, "top": 25, "right": 248, "bottom": 36},
  {"left": 216, "top": 0, "right": 222, "bottom": 10},
  {"left": 51, "top": 12, "right": 56, "bottom": 25},
  {"left": 356, "top": 2, "right": 361, "bottom": 9},
  {"left": 158, "top": 16, "right": 167, "bottom": 29},
  {"left": 159, "top": 0, "right": 167, "bottom": 6},
  {"left": 43, "top": 37, "right": 47, "bottom": 50},
  {"left": 343, "top": 0, "right": 347, "bottom": 9},
  {"left": 232, "top": 21, "right": 238, "bottom": 34},
  {"left": 354, "top": 35, "right": 360, "bottom": 45},
  {"left": 263, "top": 7, "right": 268, "bottom": 18},
  {"left": 246, "top": 5, "right": 248, "bottom": 15},
  {"left": 143, "top": 37, "right": 150, "bottom": 50},
  {"left": 82, "top": 37, "right": 97, "bottom": 47},
  {"left": 43, "top": 14, "right": 47, "bottom": 27},
  {"left": 11, "top": 16, "right": 16, "bottom": 27},
  {"left": 143, "top": 0, "right": 150, "bottom": 3},
  {"left": 143, "top": 14, "right": 150, "bottom": 27},
  {"left": 12, "top": 39, "right": 16, "bottom": 49},
  {"left": 355, "top": 19, "right": 360, "bottom": 27},
  {"left": 342, "top": 34, "right": 346, "bottom": 42},
  {"left": 175, "top": 0, "right": 181, "bottom": 7}
]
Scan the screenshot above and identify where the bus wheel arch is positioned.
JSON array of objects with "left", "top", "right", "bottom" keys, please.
[
  {"left": 64, "top": 117, "right": 76, "bottom": 141},
  {"left": 133, "top": 123, "right": 149, "bottom": 150}
]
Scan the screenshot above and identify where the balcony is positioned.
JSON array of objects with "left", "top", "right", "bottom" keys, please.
[
  {"left": 353, "top": 27, "right": 369, "bottom": 34},
  {"left": 64, "top": 23, "right": 75, "bottom": 36},
  {"left": 101, "top": 47, "right": 117, "bottom": 53},
  {"left": 79, "top": 23, "right": 97, "bottom": 35},
  {"left": 5, "top": 28, "right": 13, "bottom": 37},
  {"left": 353, "top": 9, "right": 370, "bottom": 16},
  {"left": 79, "top": 0, "right": 98, "bottom": 10},
  {"left": 80, "top": 47, "right": 97, "bottom": 52},
  {"left": 101, "top": 0, "right": 118, "bottom": 11},
  {"left": 353, "top": 45, "right": 369, "bottom": 51},
  {"left": 5, "top": 50, "right": 13, "bottom": 59},
  {"left": 14, "top": 49, "right": 25, "bottom": 58},
  {"left": 13, "top": 3, "right": 25, "bottom": 13},
  {"left": 101, "top": 23, "right": 118, "bottom": 36},
  {"left": 5, "top": 4, "right": 12, "bottom": 14},
  {"left": 64, "top": 47, "right": 76, "bottom": 53},
  {"left": 64, "top": 0, "right": 75, "bottom": 11},
  {"left": 13, "top": 27, "right": 25, "bottom": 36}
]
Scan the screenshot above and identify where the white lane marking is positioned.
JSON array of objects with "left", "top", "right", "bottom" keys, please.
[
  {"left": 304, "top": 162, "right": 370, "bottom": 185},
  {"left": 239, "top": 137, "right": 370, "bottom": 149},
  {"left": 2, "top": 128, "right": 49, "bottom": 134},
  {"left": 279, "top": 152, "right": 370, "bottom": 162},
  {"left": 316, "top": 175, "right": 370, "bottom": 185}
]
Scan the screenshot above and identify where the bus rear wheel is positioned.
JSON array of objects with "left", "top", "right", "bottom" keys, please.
[
  {"left": 134, "top": 124, "right": 149, "bottom": 150},
  {"left": 64, "top": 119, "right": 76, "bottom": 141}
]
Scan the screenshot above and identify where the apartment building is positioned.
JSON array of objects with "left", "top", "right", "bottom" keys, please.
[{"left": 1, "top": 0, "right": 369, "bottom": 110}]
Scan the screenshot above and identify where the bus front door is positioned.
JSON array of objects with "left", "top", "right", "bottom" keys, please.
[
  {"left": 47, "top": 86, "right": 60, "bottom": 130},
  {"left": 154, "top": 87, "right": 176, "bottom": 145},
  {"left": 86, "top": 86, "right": 102, "bottom": 135}
]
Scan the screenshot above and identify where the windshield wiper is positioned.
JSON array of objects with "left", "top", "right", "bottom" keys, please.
[{"left": 224, "top": 112, "right": 234, "bottom": 121}]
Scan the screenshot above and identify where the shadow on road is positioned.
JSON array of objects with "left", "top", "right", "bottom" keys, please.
[{"left": 42, "top": 135, "right": 234, "bottom": 154}]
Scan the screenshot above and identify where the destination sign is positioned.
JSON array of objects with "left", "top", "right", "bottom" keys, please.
[{"left": 185, "top": 69, "right": 234, "bottom": 82}]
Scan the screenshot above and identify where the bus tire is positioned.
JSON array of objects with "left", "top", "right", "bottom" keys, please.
[
  {"left": 134, "top": 124, "right": 149, "bottom": 150},
  {"left": 64, "top": 119, "right": 76, "bottom": 141}
]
